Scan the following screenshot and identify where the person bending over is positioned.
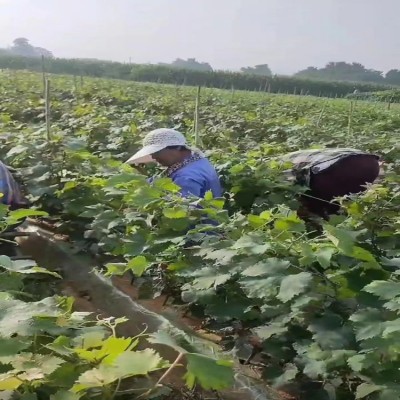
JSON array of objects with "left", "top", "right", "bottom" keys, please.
[
  {"left": 0, "top": 160, "right": 28, "bottom": 210},
  {"left": 283, "top": 148, "right": 381, "bottom": 218}
]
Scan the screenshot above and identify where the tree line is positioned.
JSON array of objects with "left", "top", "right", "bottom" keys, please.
[
  {"left": 295, "top": 62, "right": 400, "bottom": 85},
  {"left": 0, "top": 53, "right": 393, "bottom": 98},
  {"left": 2, "top": 38, "right": 400, "bottom": 86}
]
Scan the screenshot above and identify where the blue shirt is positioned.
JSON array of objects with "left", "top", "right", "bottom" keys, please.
[
  {"left": 0, "top": 161, "right": 23, "bottom": 206},
  {"left": 170, "top": 158, "right": 222, "bottom": 198}
]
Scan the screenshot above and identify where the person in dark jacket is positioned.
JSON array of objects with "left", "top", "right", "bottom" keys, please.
[{"left": 282, "top": 148, "right": 381, "bottom": 218}]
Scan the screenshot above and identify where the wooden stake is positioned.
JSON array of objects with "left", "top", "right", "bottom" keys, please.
[
  {"left": 348, "top": 101, "right": 354, "bottom": 137},
  {"left": 317, "top": 102, "right": 326, "bottom": 127},
  {"left": 45, "top": 78, "right": 51, "bottom": 141},
  {"left": 41, "top": 55, "right": 46, "bottom": 97},
  {"left": 194, "top": 86, "right": 202, "bottom": 147},
  {"left": 263, "top": 79, "right": 269, "bottom": 92},
  {"left": 73, "top": 75, "right": 77, "bottom": 91}
]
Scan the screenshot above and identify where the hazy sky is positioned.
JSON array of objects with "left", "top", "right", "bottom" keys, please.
[{"left": 0, "top": 0, "right": 399, "bottom": 74}]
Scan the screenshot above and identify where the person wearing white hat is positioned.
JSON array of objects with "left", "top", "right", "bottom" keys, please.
[{"left": 126, "top": 128, "right": 222, "bottom": 198}]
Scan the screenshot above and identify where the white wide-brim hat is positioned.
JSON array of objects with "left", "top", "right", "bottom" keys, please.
[{"left": 126, "top": 128, "right": 189, "bottom": 164}]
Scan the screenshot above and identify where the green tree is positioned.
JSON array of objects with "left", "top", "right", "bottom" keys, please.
[
  {"left": 240, "top": 64, "right": 272, "bottom": 76},
  {"left": 385, "top": 69, "right": 400, "bottom": 85},
  {"left": 295, "top": 61, "right": 384, "bottom": 83},
  {"left": 10, "top": 37, "right": 53, "bottom": 58},
  {"left": 163, "top": 58, "right": 213, "bottom": 72}
]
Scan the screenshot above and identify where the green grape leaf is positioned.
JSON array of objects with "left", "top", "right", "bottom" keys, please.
[
  {"left": 274, "top": 214, "right": 305, "bottom": 233},
  {"left": 0, "top": 258, "right": 61, "bottom": 278},
  {"left": 315, "top": 246, "right": 336, "bottom": 269},
  {"left": 104, "top": 262, "right": 127, "bottom": 276},
  {"left": 324, "top": 225, "right": 357, "bottom": 254},
  {"left": 382, "top": 318, "right": 400, "bottom": 337},
  {"left": 73, "top": 349, "right": 168, "bottom": 392},
  {"left": 191, "top": 267, "right": 231, "bottom": 290},
  {"left": 163, "top": 206, "right": 188, "bottom": 219},
  {"left": 350, "top": 309, "right": 385, "bottom": 341},
  {"left": 75, "top": 337, "right": 132, "bottom": 364},
  {"left": 0, "top": 297, "right": 60, "bottom": 337},
  {"left": 240, "top": 276, "right": 282, "bottom": 299},
  {"left": 153, "top": 178, "right": 180, "bottom": 192},
  {"left": 247, "top": 214, "right": 266, "bottom": 228},
  {"left": 72, "top": 330, "right": 107, "bottom": 350},
  {"left": 347, "top": 354, "right": 375, "bottom": 372},
  {"left": 6, "top": 209, "right": 48, "bottom": 224},
  {"left": 273, "top": 363, "right": 298, "bottom": 387},
  {"left": 50, "top": 391, "right": 83, "bottom": 400},
  {"left": 254, "top": 322, "right": 288, "bottom": 340},
  {"left": 48, "top": 362, "right": 82, "bottom": 389},
  {"left": 303, "top": 359, "right": 327, "bottom": 379},
  {"left": 128, "top": 186, "right": 162, "bottom": 207},
  {"left": 277, "top": 272, "right": 313, "bottom": 303},
  {"left": 6, "top": 353, "right": 65, "bottom": 375},
  {"left": 363, "top": 280, "right": 400, "bottom": 300},
  {"left": 113, "top": 348, "right": 169, "bottom": 375},
  {"left": 148, "top": 329, "right": 199, "bottom": 354},
  {"left": 0, "top": 256, "right": 12, "bottom": 269},
  {"left": 17, "top": 369, "right": 45, "bottom": 382},
  {"left": 0, "top": 374, "right": 22, "bottom": 390},
  {"left": 106, "top": 172, "right": 145, "bottom": 186},
  {"left": 72, "top": 365, "right": 119, "bottom": 392},
  {"left": 242, "top": 258, "right": 290, "bottom": 277},
  {"left": 383, "top": 298, "right": 400, "bottom": 312},
  {"left": 195, "top": 247, "right": 237, "bottom": 265},
  {"left": 19, "top": 394, "right": 38, "bottom": 400},
  {"left": 378, "top": 388, "right": 400, "bottom": 400},
  {"left": 348, "top": 246, "right": 377, "bottom": 263},
  {"left": 127, "top": 256, "right": 149, "bottom": 277},
  {"left": 355, "top": 383, "right": 382, "bottom": 399},
  {"left": 100, "top": 337, "right": 135, "bottom": 365},
  {"left": 184, "top": 353, "right": 234, "bottom": 390},
  {"left": 308, "top": 314, "right": 355, "bottom": 350},
  {"left": 0, "top": 337, "right": 30, "bottom": 356}
]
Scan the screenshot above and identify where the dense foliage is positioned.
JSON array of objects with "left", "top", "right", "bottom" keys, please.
[
  {"left": 0, "top": 205, "right": 204, "bottom": 399},
  {"left": 0, "top": 54, "right": 394, "bottom": 98},
  {"left": 0, "top": 73, "right": 240, "bottom": 399},
  {"left": 1, "top": 70, "right": 400, "bottom": 399},
  {"left": 346, "top": 89, "right": 400, "bottom": 104}
]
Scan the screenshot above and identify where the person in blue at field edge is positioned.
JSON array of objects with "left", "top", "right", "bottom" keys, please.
[
  {"left": 125, "top": 128, "right": 223, "bottom": 199},
  {"left": 0, "top": 160, "right": 27, "bottom": 209}
]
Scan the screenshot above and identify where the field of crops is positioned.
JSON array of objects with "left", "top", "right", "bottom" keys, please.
[{"left": 1, "top": 70, "right": 400, "bottom": 400}]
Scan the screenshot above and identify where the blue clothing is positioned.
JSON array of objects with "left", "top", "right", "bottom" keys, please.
[
  {"left": 147, "top": 158, "right": 222, "bottom": 229},
  {"left": 169, "top": 158, "right": 222, "bottom": 198},
  {"left": 0, "top": 161, "right": 23, "bottom": 206}
]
